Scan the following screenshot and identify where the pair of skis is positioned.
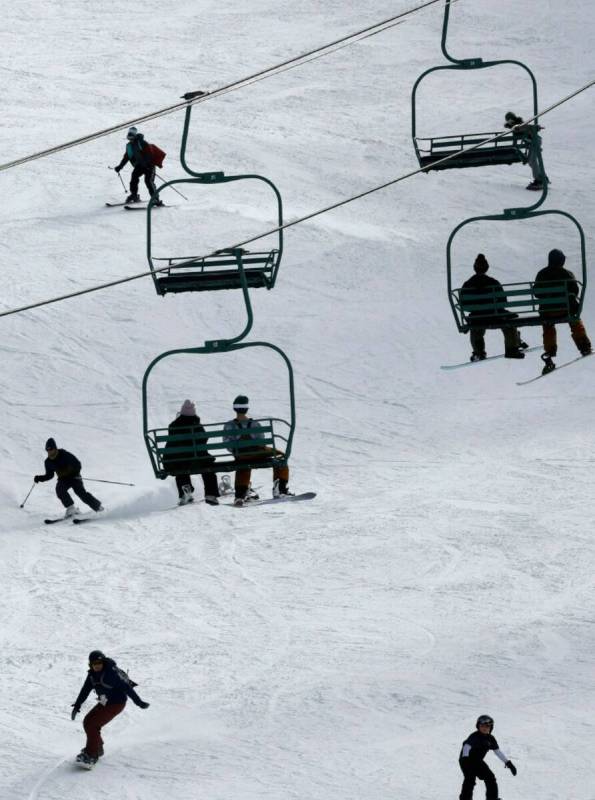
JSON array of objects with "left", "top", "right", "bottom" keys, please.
[
  {"left": 105, "top": 201, "right": 169, "bottom": 211},
  {"left": 44, "top": 512, "right": 96, "bottom": 525}
]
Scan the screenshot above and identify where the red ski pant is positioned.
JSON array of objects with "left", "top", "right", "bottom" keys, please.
[
  {"left": 542, "top": 317, "right": 591, "bottom": 356},
  {"left": 234, "top": 448, "right": 289, "bottom": 497},
  {"left": 83, "top": 702, "right": 126, "bottom": 757}
]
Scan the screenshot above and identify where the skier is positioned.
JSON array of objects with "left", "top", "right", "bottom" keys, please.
[
  {"left": 223, "top": 395, "right": 292, "bottom": 506},
  {"left": 459, "top": 715, "right": 517, "bottom": 800},
  {"left": 534, "top": 248, "right": 592, "bottom": 374},
  {"left": 163, "top": 400, "right": 220, "bottom": 506},
  {"left": 34, "top": 438, "right": 103, "bottom": 517},
  {"left": 461, "top": 254, "right": 528, "bottom": 361},
  {"left": 114, "top": 126, "right": 163, "bottom": 205},
  {"left": 71, "top": 650, "right": 150, "bottom": 767},
  {"left": 504, "top": 111, "right": 549, "bottom": 191}
]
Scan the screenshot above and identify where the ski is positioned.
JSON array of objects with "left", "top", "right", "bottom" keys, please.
[
  {"left": 230, "top": 491, "right": 316, "bottom": 508},
  {"left": 105, "top": 201, "right": 131, "bottom": 207},
  {"left": 441, "top": 345, "right": 541, "bottom": 370},
  {"left": 44, "top": 512, "right": 94, "bottom": 525},
  {"left": 516, "top": 353, "right": 593, "bottom": 385},
  {"left": 124, "top": 203, "right": 169, "bottom": 211},
  {"left": 44, "top": 516, "right": 70, "bottom": 525}
]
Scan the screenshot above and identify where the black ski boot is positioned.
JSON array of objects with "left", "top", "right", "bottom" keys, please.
[
  {"left": 126, "top": 193, "right": 141, "bottom": 203},
  {"left": 470, "top": 351, "right": 487, "bottom": 362},
  {"left": 541, "top": 353, "right": 556, "bottom": 375},
  {"left": 505, "top": 348, "right": 525, "bottom": 359}
]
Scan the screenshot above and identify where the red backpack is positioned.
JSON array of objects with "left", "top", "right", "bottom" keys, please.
[{"left": 147, "top": 143, "right": 166, "bottom": 168}]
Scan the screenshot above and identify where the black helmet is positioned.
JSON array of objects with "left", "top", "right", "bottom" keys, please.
[
  {"left": 476, "top": 714, "right": 494, "bottom": 731},
  {"left": 88, "top": 650, "right": 106, "bottom": 664}
]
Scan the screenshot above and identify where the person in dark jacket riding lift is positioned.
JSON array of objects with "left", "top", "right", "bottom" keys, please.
[
  {"left": 34, "top": 438, "right": 103, "bottom": 518},
  {"left": 534, "top": 248, "right": 592, "bottom": 374},
  {"left": 461, "top": 254, "right": 528, "bottom": 361},
  {"left": 223, "top": 394, "right": 292, "bottom": 506},
  {"left": 164, "top": 400, "right": 220, "bottom": 506},
  {"left": 71, "top": 650, "right": 150, "bottom": 766},
  {"left": 114, "top": 126, "right": 162, "bottom": 205},
  {"left": 459, "top": 715, "right": 517, "bottom": 800},
  {"left": 504, "top": 111, "right": 549, "bottom": 191}
]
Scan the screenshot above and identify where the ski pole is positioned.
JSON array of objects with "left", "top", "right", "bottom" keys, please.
[
  {"left": 19, "top": 482, "right": 36, "bottom": 508},
  {"left": 82, "top": 477, "right": 135, "bottom": 487},
  {"left": 155, "top": 172, "right": 188, "bottom": 201},
  {"left": 108, "top": 166, "right": 127, "bottom": 194}
]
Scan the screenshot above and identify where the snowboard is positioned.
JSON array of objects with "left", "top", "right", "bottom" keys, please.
[
  {"left": 516, "top": 352, "right": 593, "bottom": 385},
  {"left": 441, "top": 345, "right": 540, "bottom": 370},
  {"left": 231, "top": 491, "right": 316, "bottom": 507}
]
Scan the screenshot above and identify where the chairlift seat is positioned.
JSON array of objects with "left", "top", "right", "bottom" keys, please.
[
  {"left": 153, "top": 249, "right": 280, "bottom": 295},
  {"left": 415, "top": 132, "right": 528, "bottom": 171}
]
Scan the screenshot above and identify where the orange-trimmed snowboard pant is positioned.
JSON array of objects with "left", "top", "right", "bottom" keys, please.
[
  {"left": 542, "top": 318, "right": 591, "bottom": 357},
  {"left": 234, "top": 448, "right": 289, "bottom": 498}
]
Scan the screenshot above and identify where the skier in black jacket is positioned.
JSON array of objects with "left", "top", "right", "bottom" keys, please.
[
  {"left": 71, "top": 650, "right": 150, "bottom": 766},
  {"left": 459, "top": 715, "right": 517, "bottom": 800},
  {"left": 34, "top": 438, "right": 103, "bottom": 518},
  {"left": 114, "top": 126, "right": 162, "bottom": 205}
]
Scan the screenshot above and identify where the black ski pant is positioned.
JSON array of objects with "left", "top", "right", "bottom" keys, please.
[
  {"left": 459, "top": 759, "right": 498, "bottom": 800},
  {"left": 56, "top": 476, "right": 101, "bottom": 511},
  {"left": 130, "top": 165, "right": 158, "bottom": 199},
  {"left": 175, "top": 472, "right": 219, "bottom": 499}
]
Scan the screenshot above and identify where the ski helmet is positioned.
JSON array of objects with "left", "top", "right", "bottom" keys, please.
[
  {"left": 476, "top": 715, "right": 494, "bottom": 731},
  {"left": 127, "top": 126, "right": 138, "bottom": 139},
  {"left": 88, "top": 650, "right": 106, "bottom": 664}
]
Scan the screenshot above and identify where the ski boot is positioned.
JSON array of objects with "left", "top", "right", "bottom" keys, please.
[
  {"left": 541, "top": 353, "right": 556, "bottom": 375},
  {"left": 470, "top": 351, "right": 487, "bottom": 362},
  {"left": 505, "top": 348, "right": 525, "bottom": 359},
  {"left": 204, "top": 495, "right": 219, "bottom": 506},
  {"left": 273, "top": 479, "right": 295, "bottom": 498},
  {"left": 125, "top": 193, "right": 141, "bottom": 203},
  {"left": 64, "top": 505, "right": 80, "bottom": 518}
]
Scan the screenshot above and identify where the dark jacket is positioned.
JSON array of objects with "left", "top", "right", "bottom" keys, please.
[
  {"left": 36, "top": 449, "right": 81, "bottom": 481},
  {"left": 163, "top": 414, "right": 215, "bottom": 470},
  {"left": 459, "top": 731, "right": 500, "bottom": 763},
  {"left": 534, "top": 264, "right": 580, "bottom": 315},
  {"left": 461, "top": 273, "right": 510, "bottom": 321},
  {"left": 117, "top": 133, "right": 153, "bottom": 171},
  {"left": 74, "top": 658, "right": 144, "bottom": 708}
]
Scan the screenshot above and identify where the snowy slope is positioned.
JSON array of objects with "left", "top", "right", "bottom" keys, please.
[{"left": 1, "top": 1, "right": 595, "bottom": 799}]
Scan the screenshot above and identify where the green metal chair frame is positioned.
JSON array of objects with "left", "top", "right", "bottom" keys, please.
[
  {"left": 146, "top": 104, "right": 283, "bottom": 296},
  {"left": 447, "top": 202, "right": 588, "bottom": 333},
  {"left": 411, "top": 0, "right": 538, "bottom": 171},
  {"left": 143, "top": 340, "right": 296, "bottom": 480}
]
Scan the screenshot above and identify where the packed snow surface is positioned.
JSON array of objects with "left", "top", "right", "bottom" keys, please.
[{"left": 1, "top": 1, "right": 594, "bottom": 799}]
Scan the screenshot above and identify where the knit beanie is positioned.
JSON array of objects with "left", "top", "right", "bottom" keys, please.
[
  {"left": 473, "top": 254, "right": 489, "bottom": 274},
  {"left": 180, "top": 399, "right": 196, "bottom": 416},
  {"left": 233, "top": 395, "right": 249, "bottom": 411},
  {"left": 127, "top": 126, "right": 138, "bottom": 138},
  {"left": 45, "top": 437, "right": 57, "bottom": 451},
  {"left": 548, "top": 249, "right": 566, "bottom": 268}
]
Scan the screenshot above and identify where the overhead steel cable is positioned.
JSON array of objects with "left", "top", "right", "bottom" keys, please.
[
  {"left": 0, "top": 0, "right": 445, "bottom": 175},
  {"left": 1, "top": 77, "right": 593, "bottom": 321}
]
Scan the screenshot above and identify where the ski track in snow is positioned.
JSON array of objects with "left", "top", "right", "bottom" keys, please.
[{"left": 2, "top": 1, "right": 595, "bottom": 799}]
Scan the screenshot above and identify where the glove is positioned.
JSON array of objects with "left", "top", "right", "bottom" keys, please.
[
  {"left": 114, "top": 165, "right": 121, "bottom": 173},
  {"left": 136, "top": 700, "right": 150, "bottom": 709},
  {"left": 71, "top": 704, "right": 80, "bottom": 721},
  {"left": 34, "top": 475, "right": 43, "bottom": 483},
  {"left": 505, "top": 761, "right": 517, "bottom": 776}
]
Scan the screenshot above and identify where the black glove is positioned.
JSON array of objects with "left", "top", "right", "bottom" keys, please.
[
  {"left": 71, "top": 704, "right": 80, "bottom": 720},
  {"left": 136, "top": 700, "right": 150, "bottom": 709},
  {"left": 114, "top": 165, "right": 121, "bottom": 173},
  {"left": 34, "top": 475, "right": 43, "bottom": 483},
  {"left": 505, "top": 761, "right": 517, "bottom": 776}
]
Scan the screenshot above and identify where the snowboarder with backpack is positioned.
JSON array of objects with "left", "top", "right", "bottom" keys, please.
[
  {"left": 223, "top": 395, "right": 292, "bottom": 506},
  {"left": 34, "top": 438, "right": 103, "bottom": 518},
  {"left": 458, "top": 715, "right": 517, "bottom": 800},
  {"left": 461, "top": 254, "right": 528, "bottom": 361},
  {"left": 114, "top": 126, "right": 165, "bottom": 205},
  {"left": 71, "top": 650, "right": 150, "bottom": 767}
]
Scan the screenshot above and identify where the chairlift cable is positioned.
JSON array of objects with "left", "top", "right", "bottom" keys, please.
[{"left": 0, "top": 75, "right": 593, "bottom": 321}]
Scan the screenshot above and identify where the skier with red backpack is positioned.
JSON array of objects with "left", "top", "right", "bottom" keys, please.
[{"left": 114, "top": 126, "right": 166, "bottom": 205}]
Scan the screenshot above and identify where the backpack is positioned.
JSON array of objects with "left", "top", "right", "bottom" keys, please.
[
  {"left": 147, "top": 143, "right": 166, "bottom": 168},
  {"left": 114, "top": 665, "right": 138, "bottom": 688}
]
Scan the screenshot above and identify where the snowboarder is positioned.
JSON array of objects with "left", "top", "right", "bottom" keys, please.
[
  {"left": 114, "top": 126, "right": 163, "bottom": 205},
  {"left": 504, "top": 111, "right": 549, "bottom": 191},
  {"left": 164, "top": 400, "right": 220, "bottom": 506},
  {"left": 459, "top": 715, "right": 517, "bottom": 800},
  {"left": 534, "top": 248, "right": 592, "bottom": 374},
  {"left": 223, "top": 395, "right": 292, "bottom": 506},
  {"left": 34, "top": 438, "right": 103, "bottom": 517},
  {"left": 461, "top": 254, "right": 528, "bottom": 361},
  {"left": 71, "top": 650, "right": 150, "bottom": 767}
]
